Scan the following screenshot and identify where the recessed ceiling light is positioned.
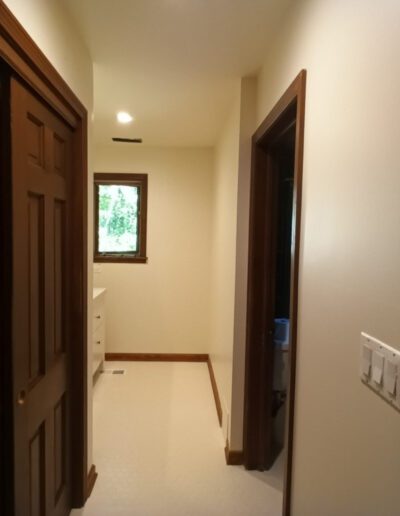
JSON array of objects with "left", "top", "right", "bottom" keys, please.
[{"left": 117, "top": 111, "right": 134, "bottom": 124}]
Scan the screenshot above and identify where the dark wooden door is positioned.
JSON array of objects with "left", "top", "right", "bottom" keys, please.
[
  {"left": 244, "top": 146, "right": 280, "bottom": 469},
  {"left": 11, "top": 77, "right": 72, "bottom": 516}
]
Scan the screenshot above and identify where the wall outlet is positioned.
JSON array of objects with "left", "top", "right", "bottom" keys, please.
[{"left": 360, "top": 332, "right": 400, "bottom": 410}]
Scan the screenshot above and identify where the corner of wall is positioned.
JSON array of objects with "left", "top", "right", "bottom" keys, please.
[
  {"left": 208, "top": 82, "right": 241, "bottom": 443},
  {"left": 209, "top": 76, "right": 259, "bottom": 449},
  {"left": 229, "top": 76, "right": 258, "bottom": 451}
]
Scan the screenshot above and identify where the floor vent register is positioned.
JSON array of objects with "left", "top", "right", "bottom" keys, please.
[{"left": 101, "top": 369, "right": 126, "bottom": 375}]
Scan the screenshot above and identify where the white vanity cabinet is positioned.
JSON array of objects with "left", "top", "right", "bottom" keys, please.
[{"left": 93, "top": 288, "right": 106, "bottom": 377}]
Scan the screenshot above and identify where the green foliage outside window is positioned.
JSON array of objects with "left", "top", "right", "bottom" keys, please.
[{"left": 98, "top": 184, "right": 138, "bottom": 253}]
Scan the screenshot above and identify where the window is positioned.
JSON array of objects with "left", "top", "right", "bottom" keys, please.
[{"left": 94, "top": 173, "right": 148, "bottom": 263}]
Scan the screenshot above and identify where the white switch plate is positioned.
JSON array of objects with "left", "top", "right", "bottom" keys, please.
[
  {"left": 360, "top": 333, "right": 400, "bottom": 410},
  {"left": 371, "top": 350, "right": 384, "bottom": 385}
]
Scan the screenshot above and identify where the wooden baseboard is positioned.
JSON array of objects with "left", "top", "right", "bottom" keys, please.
[
  {"left": 86, "top": 464, "right": 98, "bottom": 499},
  {"left": 207, "top": 356, "right": 222, "bottom": 427},
  {"left": 224, "top": 440, "right": 244, "bottom": 466},
  {"left": 105, "top": 352, "right": 208, "bottom": 362}
]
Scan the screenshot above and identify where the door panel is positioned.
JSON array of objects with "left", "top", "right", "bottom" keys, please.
[
  {"left": 12, "top": 77, "right": 72, "bottom": 516},
  {"left": 29, "top": 424, "right": 45, "bottom": 516},
  {"left": 27, "top": 192, "right": 45, "bottom": 385},
  {"left": 244, "top": 146, "right": 279, "bottom": 469},
  {"left": 54, "top": 200, "right": 66, "bottom": 356},
  {"left": 54, "top": 394, "right": 66, "bottom": 501}
]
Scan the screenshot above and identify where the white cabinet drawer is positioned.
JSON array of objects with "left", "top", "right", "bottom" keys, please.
[
  {"left": 93, "top": 304, "right": 104, "bottom": 332},
  {"left": 93, "top": 325, "right": 105, "bottom": 352},
  {"left": 93, "top": 325, "right": 105, "bottom": 374}
]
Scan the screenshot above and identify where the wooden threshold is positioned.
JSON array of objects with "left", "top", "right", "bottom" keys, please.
[{"left": 86, "top": 464, "right": 98, "bottom": 499}]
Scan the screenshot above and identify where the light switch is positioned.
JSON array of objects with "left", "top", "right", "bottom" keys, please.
[
  {"left": 361, "top": 345, "right": 372, "bottom": 377},
  {"left": 360, "top": 332, "right": 400, "bottom": 410},
  {"left": 372, "top": 351, "right": 384, "bottom": 385},
  {"left": 386, "top": 359, "right": 397, "bottom": 396}
]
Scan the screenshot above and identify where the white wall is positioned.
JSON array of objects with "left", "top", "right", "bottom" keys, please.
[
  {"left": 4, "top": 0, "right": 95, "bottom": 472},
  {"left": 212, "top": 2, "right": 400, "bottom": 513},
  {"left": 93, "top": 145, "right": 214, "bottom": 354},
  {"left": 4, "top": 0, "right": 92, "bottom": 109},
  {"left": 8, "top": 2, "right": 400, "bottom": 513},
  {"left": 209, "top": 86, "right": 241, "bottom": 440},
  {"left": 209, "top": 77, "right": 257, "bottom": 449},
  {"left": 254, "top": 0, "right": 400, "bottom": 514},
  {"left": 230, "top": 77, "right": 257, "bottom": 450}
]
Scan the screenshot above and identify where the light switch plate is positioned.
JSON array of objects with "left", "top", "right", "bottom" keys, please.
[
  {"left": 386, "top": 359, "right": 397, "bottom": 396},
  {"left": 361, "top": 344, "right": 372, "bottom": 378},
  {"left": 371, "top": 350, "right": 384, "bottom": 385},
  {"left": 360, "top": 332, "right": 400, "bottom": 410}
]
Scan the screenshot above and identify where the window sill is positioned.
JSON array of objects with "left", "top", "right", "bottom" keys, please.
[{"left": 94, "top": 255, "right": 148, "bottom": 264}]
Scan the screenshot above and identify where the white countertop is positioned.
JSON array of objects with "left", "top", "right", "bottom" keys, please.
[{"left": 93, "top": 287, "right": 106, "bottom": 300}]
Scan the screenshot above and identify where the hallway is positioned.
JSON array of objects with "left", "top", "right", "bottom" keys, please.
[{"left": 71, "top": 362, "right": 283, "bottom": 516}]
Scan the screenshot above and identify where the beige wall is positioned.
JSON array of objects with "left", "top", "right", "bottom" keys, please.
[
  {"left": 93, "top": 145, "right": 214, "bottom": 354},
  {"left": 230, "top": 77, "right": 257, "bottom": 450},
  {"left": 4, "top": 0, "right": 95, "bottom": 472},
  {"left": 8, "top": 2, "right": 400, "bottom": 513},
  {"left": 212, "top": 2, "right": 400, "bottom": 513},
  {"left": 208, "top": 86, "right": 241, "bottom": 440},
  {"left": 254, "top": 0, "right": 400, "bottom": 514},
  {"left": 4, "top": 0, "right": 93, "bottom": 109},
  {"left": 208, "top": 77, "right": 257, "bottom": 449}
]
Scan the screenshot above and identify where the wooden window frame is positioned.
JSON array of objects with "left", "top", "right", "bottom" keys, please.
[{"left": 94, "top": 173, "right": 148, "bottom": 264}]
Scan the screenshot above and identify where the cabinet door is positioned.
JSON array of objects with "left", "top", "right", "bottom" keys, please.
[
  {"left": 93, "top": 301, "right": 104, "bottom": 332},
  {"left": 93, "top": 324, "right": 105, "bottom": 374},
  {"left": 92, "top": 295, "right": 106, "bottom": 375}
]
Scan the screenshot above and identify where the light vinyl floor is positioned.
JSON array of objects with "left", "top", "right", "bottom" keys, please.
[{"left": 71, "top": 361, "right": 283, "bottom": 516}]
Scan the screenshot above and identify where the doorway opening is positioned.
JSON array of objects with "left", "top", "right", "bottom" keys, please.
[{"left": 243, "top": 70, "right": 306, "bottom": 516}]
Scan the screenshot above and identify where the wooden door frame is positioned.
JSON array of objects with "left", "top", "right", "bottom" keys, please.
[
  {"left": 243, "top": 70, "right": 306, "bottom": 516},
  {"left": 0, "top": 3, "right": 88, "bottom": 511}
]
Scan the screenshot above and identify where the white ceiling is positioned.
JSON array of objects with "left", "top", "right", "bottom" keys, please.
[{"left": 64, "top": 0, "right": 291, "bottom": 147}]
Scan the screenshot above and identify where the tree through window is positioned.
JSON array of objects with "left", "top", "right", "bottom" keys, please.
[{"left": 94, "top": 173, "right": 148, "bottom": 263}]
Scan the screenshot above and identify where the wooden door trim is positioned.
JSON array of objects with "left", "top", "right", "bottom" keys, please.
[
  {"left": 86, "top": 465, "right": 98, "bottom": 499},
  {"left": 0, "top": 2, "right": 88, "bottom": 511},
  {"left": 243, "top": 70, "right": 306, "bottom": 516}
]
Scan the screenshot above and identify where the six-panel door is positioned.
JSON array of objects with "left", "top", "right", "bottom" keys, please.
[{"left": 12, "top": 78, "right": 72, "bottom": 516}]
